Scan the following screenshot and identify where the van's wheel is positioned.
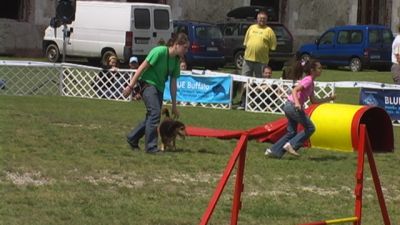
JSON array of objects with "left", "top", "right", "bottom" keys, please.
[
  {"left": 101, "top": 50, "right": 116, "bottom": 67},
  {"left": 349, "top": 57, "right": 362, "bottom": 72},
  {"left": 46, "top": 44, "right": 60, "bottom": 63},
  {"left": 234, "top": 50, "right": 244, "bottom": 70}
]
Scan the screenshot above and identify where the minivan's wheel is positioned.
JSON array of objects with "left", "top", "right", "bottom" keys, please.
[
  {"left": 349, "top": 57, "right": 362, "bottom": 72},
  {"left": 234, "top": 50, "right": 244, "bottom": 70},
  {"left": 46, "top": 44, "right": 60, "bottom": 63},
  {"left": 101, "top": 50, "right": 116, "bottom": 67}
]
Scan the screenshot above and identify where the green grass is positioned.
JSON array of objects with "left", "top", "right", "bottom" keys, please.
[{"left": 0, "top": 67, "right": 399, "bottom": 225}]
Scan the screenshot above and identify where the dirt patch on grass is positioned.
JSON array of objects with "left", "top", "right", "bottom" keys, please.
[
  {"left": 52, "top": 122, "right": 101, "bottom": 129},
  {"left": 84, "top": 173, "right": 145, "bottom": 188},
  {"left": 4, "top": 171, "right": 54, "bottom": 186}
]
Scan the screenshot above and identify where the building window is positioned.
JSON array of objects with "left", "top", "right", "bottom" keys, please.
[{"left": 0, "top": 0, "right": 27, "bottom": 21}]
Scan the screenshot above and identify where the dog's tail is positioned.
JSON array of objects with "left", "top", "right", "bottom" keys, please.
[{"left": 161, "top": 108, "right": 170, "bottom": 118}]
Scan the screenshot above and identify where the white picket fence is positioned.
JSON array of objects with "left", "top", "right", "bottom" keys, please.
[{"left": 0, "top": 60, "right": 340, "bottom": 114}]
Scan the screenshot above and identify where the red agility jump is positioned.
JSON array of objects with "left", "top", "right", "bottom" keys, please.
[
  {"left": 187, "top": 103, "right": 394, "bottom": 152},
  {"left": 186, "top": 103, "right": 393, "bottom": 225}
]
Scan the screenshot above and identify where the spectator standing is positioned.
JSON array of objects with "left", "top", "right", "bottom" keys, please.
[
  {"left": 265, "top": 60, "right": 336, "bottom": 158},
  {"left": 242, "top": 10, "right": 277, "bottom": 78},
  {"left": 391, "top": 25, "right": 400, "bottom": 84},
  {"left": 123, "top": 33, "right": 189, "bottom": 154}
]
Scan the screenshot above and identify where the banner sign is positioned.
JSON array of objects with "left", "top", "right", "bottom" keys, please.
[
  {"left": 164, "top": 75, "right": 232, "bottom": 104},
  {"left": 359, "top": 88, "right": 400, "bottom": 120}
]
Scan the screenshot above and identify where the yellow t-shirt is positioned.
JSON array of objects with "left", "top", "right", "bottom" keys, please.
[{"left": 243, "top": 24, "right": 277, "bottom": 64}]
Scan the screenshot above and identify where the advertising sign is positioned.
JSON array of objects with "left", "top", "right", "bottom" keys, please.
[{"left": 359, "top": 88, "right": 400, "bottom": 120}]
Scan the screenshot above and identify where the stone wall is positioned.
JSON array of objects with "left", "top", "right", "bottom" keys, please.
[
  {"left": 284, "top": 0, "right": 357, "bottom": 52},
  {"left": 0, "top": 0, "right": 397, "bottom": 58},
  {"left": 168, "top": 0, "right": 244, "bottom": 22},
  {"left": 0, "top": 20, "right": 44, "bottom": 56},
  {"left": 0, "top": 0, "right": 52, "bottom": 56},
  {"left": 392, "top": 0, "right": 400, "bottom": 33}
]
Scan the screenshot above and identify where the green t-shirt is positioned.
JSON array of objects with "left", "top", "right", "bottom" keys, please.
[{"left": 140, "top": 46, "right": 180, "bottom": 92}]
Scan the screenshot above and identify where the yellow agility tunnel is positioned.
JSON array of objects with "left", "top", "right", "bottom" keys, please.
[{"left": 309, "top": 103, "right": 394, "bottom": 152}]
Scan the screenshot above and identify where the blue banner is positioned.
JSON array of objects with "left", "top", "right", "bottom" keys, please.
[
  {"left": 359, "top": 88, "right": 400, "bottom": 120},
  {"left": 164, "top": 75, "right": 232, "bottom": 104}
]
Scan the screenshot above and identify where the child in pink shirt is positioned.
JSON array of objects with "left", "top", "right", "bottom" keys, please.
[{"left": 265, "top": 59, "right": 335, "bottom": 158}]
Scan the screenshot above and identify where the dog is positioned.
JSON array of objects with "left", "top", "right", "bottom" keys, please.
[{"left": 158, "top": 108, "right": 187, "bottom": 151}]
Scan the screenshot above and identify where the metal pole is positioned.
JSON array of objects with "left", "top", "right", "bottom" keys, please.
[{"left": 62, "top": 24, "right": 67, "bottom": 62}]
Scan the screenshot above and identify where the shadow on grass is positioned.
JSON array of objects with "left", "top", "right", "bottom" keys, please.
[
  {"left": 306, "top": 155, "right": 348, "bottom": 161},
  {"left": 168, "top": 148, "right": 222, "bottom": 155}
]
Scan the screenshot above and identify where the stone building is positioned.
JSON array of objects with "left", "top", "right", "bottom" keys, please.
[{"left": 0, "top": 0, "right": 398, "bottom": 57}]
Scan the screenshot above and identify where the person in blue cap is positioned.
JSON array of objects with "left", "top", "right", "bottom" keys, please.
[{"left": 129, "top": 56, "right": 139, "bottom": 69}]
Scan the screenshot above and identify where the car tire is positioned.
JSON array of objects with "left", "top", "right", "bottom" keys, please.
[
  {"left": 46, "top": 44, "right": 60, "bottom": 63},
  {"left": 101, "top": 50, "right": 116, "bottom": 67},
  {"left": 234, "top": 50, "right": 244, "bottom": 70},
  {"left": 349, "top": 57, "right": 362, "bottom": 72}
]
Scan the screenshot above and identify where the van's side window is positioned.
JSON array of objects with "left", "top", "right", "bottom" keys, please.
[
  {"left": 134, "top": 9, "right": 150, "bottom": 29},
  {"left": 319, "top": 31, "right": 335, "bottom": 45},
  {"left": 239, "top": 24, "right": 250, "bottom": 36},
  {"left": 272, "top": 26, "right": 290, "bottom": 41},
  {"left": 154, "top": 9, "right": 170, "bottom": 30},
  {"left": 368, "top": 30, "right": 379, "bottom": 44},
  {"left": 337, "top": 31, "right": 349, "bottom": 44},
  {"left": 350, "top": 31, "right": 362, "bottom": 43}
]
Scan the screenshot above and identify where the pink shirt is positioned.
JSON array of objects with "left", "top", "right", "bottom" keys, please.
[{"left": 288, "top": 75, "right": 314, "bottom": 106}]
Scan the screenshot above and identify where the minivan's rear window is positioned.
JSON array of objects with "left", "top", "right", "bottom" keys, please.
[
  {"left": 134, "top": 9, "right": 150, "bottom": 29},
  {"left": 195, "top": 26, "right": 223, "bottom": 39},
  {"left": 154, "top": 9, "right": 170, "bottom": 30}
]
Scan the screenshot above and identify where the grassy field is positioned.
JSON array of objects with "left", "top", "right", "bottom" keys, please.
[{"left": 0, "top": 67, "right": 399, "bottom": 225}]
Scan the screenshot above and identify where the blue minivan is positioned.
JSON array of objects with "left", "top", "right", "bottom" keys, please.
[
  {"left": 298, "top": 25, "right": 393, "bottom": 72},
  {"left": 173, "top": 20, "right": 225, "bottom": 69}
]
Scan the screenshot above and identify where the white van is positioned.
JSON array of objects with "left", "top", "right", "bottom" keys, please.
[{"left": 43, "top": 1, "right": 173, "bottom": 65}]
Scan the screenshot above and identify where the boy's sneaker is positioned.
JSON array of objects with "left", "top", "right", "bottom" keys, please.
[{"left": 283, "top": 142, "right": 300, "bottom": 156}]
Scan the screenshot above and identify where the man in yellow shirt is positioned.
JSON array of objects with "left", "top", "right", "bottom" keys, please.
[{"left": 242, "top": 10, "right": 277, "bottom": 78}]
